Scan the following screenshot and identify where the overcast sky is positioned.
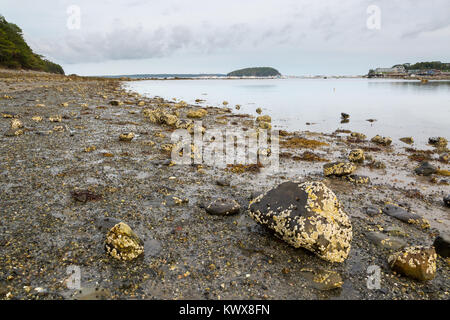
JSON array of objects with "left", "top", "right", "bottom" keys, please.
[{"left": 2, "top": 0, "right": 449, "bottom": 75}]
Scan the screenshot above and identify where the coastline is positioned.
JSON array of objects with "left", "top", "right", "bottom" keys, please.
[{"left": 0, "top": 69, "right": 449, "bottom": 300}]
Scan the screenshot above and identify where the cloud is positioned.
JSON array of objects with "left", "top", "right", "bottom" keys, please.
[{"left": 18, "top": 0, "right": 450, "bottom": 65}]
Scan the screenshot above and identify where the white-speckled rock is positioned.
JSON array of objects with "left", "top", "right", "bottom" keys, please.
[
  {"left": 105, "top": 222, "right": 144, "bottom": 261},
  {"left": 388, "top": 246, "right": 437, "bottom": 281},
  {"left": 248, "top": 181, "right": 352, "bottom": 263}
]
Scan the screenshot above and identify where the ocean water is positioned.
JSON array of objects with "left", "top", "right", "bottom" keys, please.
[{"left": 124, "top": 78, "right": 450, "bottom": 147}]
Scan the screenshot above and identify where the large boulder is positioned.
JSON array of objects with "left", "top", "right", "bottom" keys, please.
[
  {"left": 248, "top": 181, "right": 352, "bottom": 263},
  {"left": 388, "top": 246, "right": 437, "bottom": 281}
]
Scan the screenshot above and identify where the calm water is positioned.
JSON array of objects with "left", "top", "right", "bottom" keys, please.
[{"left": 124, "top": 78, "right": 450, "bottom": 147}]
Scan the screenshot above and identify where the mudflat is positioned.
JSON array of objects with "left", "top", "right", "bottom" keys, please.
[{"left": 0, "top": 70, "right": 449, "bottom": 300}]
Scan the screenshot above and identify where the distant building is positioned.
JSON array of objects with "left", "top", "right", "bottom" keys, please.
[{"left": 374, "top": 65, "right": 406, "bottom": 75}]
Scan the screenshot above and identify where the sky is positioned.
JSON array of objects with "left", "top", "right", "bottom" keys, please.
[{"left": 2, "top": 0, "right": 449, "bottom": 76}]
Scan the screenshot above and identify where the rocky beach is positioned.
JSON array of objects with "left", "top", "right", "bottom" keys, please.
[{"left": 0, "top": 69, "right": 449, "bottom": 300}]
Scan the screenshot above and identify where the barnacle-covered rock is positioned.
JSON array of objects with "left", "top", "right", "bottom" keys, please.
[
  {"left": 119, "top": 132, "right": 135, "bottom": 141},
  {"left": 186, "top": 108, "right": 207, "bottom": 119},
  {"left": 371, "top": 135, "right": 392, "bottom": 146},
  {"left": 248, "top": 181, "right": 352, "bottom": 263},
  {"left": 143, "top": 108, "right": 179, "bottom": 127},
  {"left": 388, "top": 246, "right": 436, "bottom": 281},
  {"left": 323, "top": 162, "right": 356, "bottom": 177},
  {"left": 348, "top": 149, "right": 365, "bottom": 163},
  {"left": 10, "top": 118, "right": 23, "bottom": 129},
  {"left": 350, "top": 132, "right": 366, "bottom": 140},
  {"left": 206, "top": 198, "right": 240, "bottom": 216},
  {"left": 258, "top": 121, "right": 272, "bottom": 130},
  {"left": 105, "top": 222, "right": 144, "bottom": 261}
]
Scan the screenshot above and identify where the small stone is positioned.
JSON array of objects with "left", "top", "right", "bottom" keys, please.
[
  {"left": 350, "top": 132, "right": 366, "bottom": 140},
  {"left": 109, "top": 100, "right": 121, "bottom": 106},
  {"left": 119, "top": 132, "right": 135, "bottom": 141},
  {"left": 348, "top": 149, "right": 365, "bottom": 163},
  {"left": 370, "top": 160, "right": 386, "bottom": 169},
  {"left": 365, "top": 232, "right": 406, "bottom": 251},
  {"left": 444, "top": 195, "right": 450, "bottom": 207},
  {"left": 323, "top": 162, "right": 356, "bottom": 177},
  {"left": 206, "top": 198, "right": 240, "bottom": 216},
  {"left": 256, "top": 108, "right": 262, "bottom": 114},
  {"left": 300, "top": 268, "right": 343, "bottom": 291},
  {"left": 49, "top": 115, "right": 62, "bottom": 122},
  {"left": 433, "top": 233, "right": 450, "bottom": 258},
  {"left": 365, "top": 206, "right": 381, "bottom": 216},
  {"left": 382, "top": 204, "right": 430, "bottom": 229},
  {"left": 388, "top": 246, "right": 437, "bottom": 281},
  {"left": 414, "top": 161, "right": 437, "bottom": 176},
  {"left": 399, "top": 137, "right": 414, "bottom": 145},
  {"left": 248, "top": 181, "right": 352, "bottom": 263},
  {"left": 428, "top": 137, "right": 447, "bottom": 148},
  {"left": 216, "top": 179, "right": 231, "bottom": 187},
  {"left": 105, "top": 222, "right": 144, "bottom": 261},
  {"left": 341, "top": 113, "right": 350, "bottom": 119},
  {"left": 235, "top": 105, "right": 241, "bottom": 110},
  {"left": 32, "top": 116, "right": 43, "bottom": 122},
  {"left": 439, "top": 153, "right": 449, "bottom": 163},
  {"left": 371, "top": 135, "right": 392, "bottom": 146},
  {"left": 10, "top": 119, "right": 23, "bottom": 130}
]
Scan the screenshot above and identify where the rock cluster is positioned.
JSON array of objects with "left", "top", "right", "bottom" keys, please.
[{"left": 248, "top": 181, "right": 352, "bottom": 263}]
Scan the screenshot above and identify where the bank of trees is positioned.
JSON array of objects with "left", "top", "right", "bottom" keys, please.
[{"left": 0, "top": 15, "right": 64, "bottom": 74}]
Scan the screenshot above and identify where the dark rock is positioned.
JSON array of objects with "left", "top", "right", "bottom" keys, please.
[
  {"left": 109, "top": 100, "right": 120, "bottom": 106},
  {"left": 388, "top": 246, "right": 437, "bottom": 281},
  {"left": 365, "top": 232, "right": 406, "bottom": 250},
  {"left": 428, "top": 137, "right": 447, "bottom": 148},
  {"left": 382, "top": 204, "right": 430, "bottom": 229},
  {"left": 248, "top": 181, "right": 352, "bottom": 263},
  {"left": 341, "top": 113, "right": 350, "bottom": 119},
  {"left": 205, "top": 198, "right": 240, "bottom": 216},
  {"left": 216, "top": 179, "right": 231, "bottom": 187},
  {"left": 365, "top": 206, "right": 381, "bottom": 216},
  {"left": 444, "top": 195, "right": 450, "bottom": 207},
  {"left": 414, "top": 161, "right": 437, "bottom": 176},
  {"left": 71, "top": 190, "right": 102, "bottom": 203},
  {"left": 433, "top": 234, "right": 450, "bottom": 258}
]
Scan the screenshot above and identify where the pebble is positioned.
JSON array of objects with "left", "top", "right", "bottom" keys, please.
[{"left": 205, "top": 198, "right": 240, "bottom": 216}]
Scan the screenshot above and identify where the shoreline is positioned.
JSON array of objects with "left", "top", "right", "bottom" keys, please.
[{"left": 0, "top": 69, "right": 449, "bottom": 300}]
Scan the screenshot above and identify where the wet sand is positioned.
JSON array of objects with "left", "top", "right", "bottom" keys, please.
[{"left": 0, "top": 69, "right": 449, "bottom": 300}]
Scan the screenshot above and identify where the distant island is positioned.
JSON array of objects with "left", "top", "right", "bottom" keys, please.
[
  {"left": 227, "top": 67, "right": 281, "bottom": 77},
  {"left": 0, "top": 15, "right": 64, "bottom": 74}
]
